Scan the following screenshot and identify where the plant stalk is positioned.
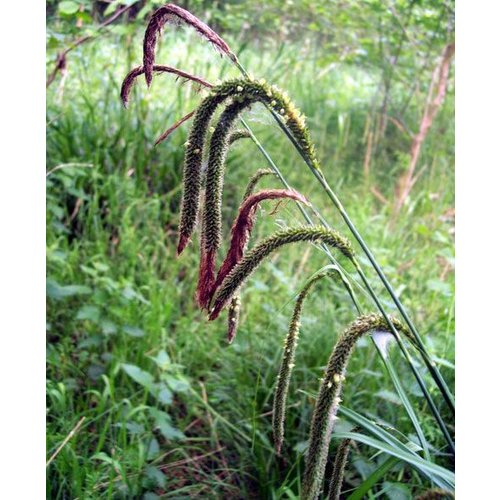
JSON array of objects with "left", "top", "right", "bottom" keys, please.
[{"left": 234, "top": 57, "right": 454, "bottom": 417}]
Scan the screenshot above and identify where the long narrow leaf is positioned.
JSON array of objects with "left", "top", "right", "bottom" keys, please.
[{"left": 332, "top": 431, "right": 454, "bottom": 490}]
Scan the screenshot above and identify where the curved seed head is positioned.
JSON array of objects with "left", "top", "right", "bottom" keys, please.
[
  {"left": 143, "top": 4, "right": 233, "bottom": 87},
  {"left": 178, "top": 77, "right": 320, "bottom": 256},
  {"left": 121, "top": 64, "right": 212, "bottom": 108},
  {"left": 196, "top": 98, "right": 253, "bottom": 307},
  {"left": 302, "top": 313, "right": 409, "bottom": 500},
  {"left": 211, "top": 189, "right": 310, "bottom": 302},
  {"left": 177, "top": 91, "right": 228, "bottom": 255},
  {"left": 273, "top": 269, "right": 341, "bottom": 455},
  {"left": 209, "top": 226, "right": 354, "bottom": 320}
]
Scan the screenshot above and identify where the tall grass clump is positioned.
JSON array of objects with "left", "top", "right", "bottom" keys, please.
[{"left": 119, "top": 3, "right": 455, "bottom": 496}]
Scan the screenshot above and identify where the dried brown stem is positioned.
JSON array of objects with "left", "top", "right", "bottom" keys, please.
[{"left": 393, "top": 42, "right": 454, "bottom": 216}]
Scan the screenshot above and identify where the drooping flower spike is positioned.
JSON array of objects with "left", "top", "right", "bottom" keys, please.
[
  {"left": 223, "top": 168, "right": 278, "bottom": 343},
  {"left": 208, "top": 226, "right": 354, "bottom": 320},
  {"left": 302, "top": 314, "right": 409, "bottom": 500},
  {"left": 178, "top": 78, "right": 319, "bottom": 256},
  {"left": 326, "top": 434, "right": 356, "bottom": 500},
  {"left": 120, "top": 64, "right": 212, "bottom": 108},
  {"left": 272, "top": 268, "right": 343, "bottom": 455},
  {"left": 203, "top": 188, "right": 310, "bottom": 310},
  {"left": 196, "top": 97, "right": 254, "bottom": 308},
  {"left": 143, "top": 4, "right": 236, "bottom": 87}
]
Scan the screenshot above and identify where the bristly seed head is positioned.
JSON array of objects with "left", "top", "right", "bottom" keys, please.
[
  {"left": 272, "top": 268, "right": 344, "bottom": 455},
  {"left": 209, "top": 226, "right": 354, "bottom": 320},
  {"left": 209, "top": 189, "right": 310, "bottom": 303},
  {"left": 302, "top": 313, "right": 412, "bottom": 500}
]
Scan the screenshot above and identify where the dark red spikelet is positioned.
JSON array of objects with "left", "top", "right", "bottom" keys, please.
[
  {"left": 196, "top": 248, "right": 217, "bottom": 309},
  {"left": 177, "top": 234, "right": 190, "bottom": 256},
  {"left": 143, "top": 4, "right": 233, "bottom": 87},
  {"left": 121, "top": 64, "right": 212, "bottom": 108},
  {"left": 210, "top": 189, "right": 309, "bottom": 301}
]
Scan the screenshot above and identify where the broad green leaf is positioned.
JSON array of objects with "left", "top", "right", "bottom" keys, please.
[
  {"left": 121, "top": 364, "right": 155, "bottom": 392},
  {"left": 91, "top": 451, "right": 125, "bottom": 478},
  {"left": 165, "top": 374, "right": 190, "bottom": 393},
  {"left": 76, "top": 305, "right": 100, "bottom": 322},
  {"left": 150, "top": 350, "right": 171, "bottom": 370},
  {"left": 58, "top": 1, "right": 79, "bottom": 15},
  {"left": 123, "top": 325, "right": 145, "bottom": 338},
  {"left": 144, "top": 465, "right": 166, "bottom": 489},
  {"left": 156, "top": 385, "right": 173, "bottom": 405},
  {"left": 382, "top": 481, "right": 412, "bottom": 500},
  {"left": 147, "top": 437, "right": 160, "bottom": 460},
  {"left": 150, "top": 408, "right": 185, "bottom": 441},
  {"left": 101, "top": 320, "right": 117, "bottom": 336},
  {"left": 122, "top": 285, "right": 150, "bottom": 304},
  {"left": 47, "top": 280, "right": 91, "bottom": 300}
]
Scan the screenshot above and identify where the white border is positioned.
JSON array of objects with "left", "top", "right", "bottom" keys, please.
[
  {"left": 1, "top": 0, "right": 498, "bottom": 496},
  {"left": 456, "top": 0, "right": 500, "bottom": 496},
  {"left": 0, "top": 0, "right": 46, "bottom": 495}
]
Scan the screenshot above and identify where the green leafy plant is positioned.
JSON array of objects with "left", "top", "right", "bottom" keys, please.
[{"left": 119, "top": 3, "right": 455, "bottom": 497}]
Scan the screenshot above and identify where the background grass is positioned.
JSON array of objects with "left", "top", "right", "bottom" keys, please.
[{"left": 46, "top": 8, "right": 454, "bottom": 498}]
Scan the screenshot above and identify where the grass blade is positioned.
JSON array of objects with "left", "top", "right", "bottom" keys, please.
[{"left": 332, "top": 431, "right": 454, "bottom": 490}]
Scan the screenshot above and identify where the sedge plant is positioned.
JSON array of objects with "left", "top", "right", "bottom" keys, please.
[{"left": 120, "top": 3, "right": 455, "bottom": 496}]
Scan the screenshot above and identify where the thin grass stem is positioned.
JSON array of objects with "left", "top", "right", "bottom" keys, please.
[
  {"left": 233, "top": 59, "right": 455, "bottom": 419},
  {"left": 238, "top": 118, "right": 443, "bottom": 453}
]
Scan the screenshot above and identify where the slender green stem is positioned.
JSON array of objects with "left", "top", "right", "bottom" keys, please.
[
  {"left": 354, "top": 262, "right": 454, "bottom": 453},
  {"left": 313, "top": 170, "right": 455, "bottom": 414},
  {"left": 239, "top": 121, "right": 434, "bottom": 458},
  {"left": 235, "top": 57, "right": 454, "bottom": 417},
  {"left": 238, "top": 118, "right": 357, "bottom": 304}
]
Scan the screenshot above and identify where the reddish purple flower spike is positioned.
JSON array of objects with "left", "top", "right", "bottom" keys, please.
[
  {"left": 202, "top": 189, "right": 309, "bottom": 313},
  {"left": 121, "top": 64, "right": 212, "bottom": 108},
  {"left": 196, "top": 248, "right": 217, "bottom": 309},
  {"left": 155, "top": 110, "right": 196, "bottom": 146},
  {"left": 177, "top": 234, "right": 190, "bottom": 256},
  {"left": 143, "top": 4, "right": 235, "bottom": 87}
]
